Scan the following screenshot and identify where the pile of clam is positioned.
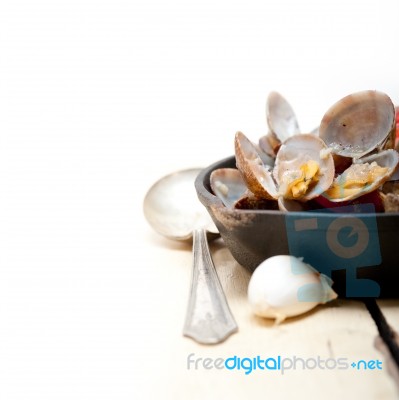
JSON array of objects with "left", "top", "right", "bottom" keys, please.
[{"left": 211, "top": 90, "right": 399, "bottom": 212}]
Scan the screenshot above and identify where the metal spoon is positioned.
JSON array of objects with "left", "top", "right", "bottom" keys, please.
[{"left": 143, "top": 168, "right": 238, "bottom": 344}]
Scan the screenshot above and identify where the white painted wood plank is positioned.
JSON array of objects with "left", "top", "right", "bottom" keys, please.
[{"left": 156, "top": 243, "right": 398, "bottom": 400}]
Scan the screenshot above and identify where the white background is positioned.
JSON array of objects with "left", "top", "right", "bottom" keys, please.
[{"left": 0, "top": 1, "right": 398, "bottom": 399}]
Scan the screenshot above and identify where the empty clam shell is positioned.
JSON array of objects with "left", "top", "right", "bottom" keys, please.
[
  {"left": 266, "top": 91, "right": 300, "bottom": 143},
  {"left": 210, "top": 168, "right": 248, "bottom": 209},
  {"left": 235, "top": 131, "right": 279, "bottom": 199},
  {"left": 319, "top": 90, "right": 396, "bottom": 159}
]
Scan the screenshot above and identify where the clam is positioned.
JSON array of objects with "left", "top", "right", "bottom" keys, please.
[
  {"left": 215, "top": 90, "right": 399, "bottom": 213},
  {"left": 235, "top": 131, "right": 279, "bottom": 199},
  {"left": 255, "top": 143, "right": 275, "bottom": 167},
  {"left": 258, "top": 134, "right": 278, "bottom": 160},
  {"left": 259, "top": 91, "right": 300, "bottom": 157},
  {"left": 210, "top": 168, "right": 248, "bottom": 209},
  {"left": 267, "top": 91, "right": 300, "bottom": 143},
  {"left": 235, "top": 131, "right": 335, "bottom": 202},
  {"left": 273, "top": 134, "right": 335, "bottom": 201},
  {"left": 319, "top": 90, "right": 396, "bottom": 159},
  {"left": 210, "top": 166, "right": 278, "bottom": 210},
  {"left": 323, "top": 149, "right": 399, "bottom": 202}
]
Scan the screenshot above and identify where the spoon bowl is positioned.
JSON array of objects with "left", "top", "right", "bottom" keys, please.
[{"left": 144, "top": 169, "right": 218, "bottom": 241}]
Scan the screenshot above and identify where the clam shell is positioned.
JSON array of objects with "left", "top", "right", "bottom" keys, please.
[
  {"left": 266, "top": 91, "right": 300, "bottom": 143},
  {"left": 235, "top": 131, "right": 279, "bottom": 199},
  {"left": 319, "top": 90, "right": 396, "bottom": 158},
  {"left": 210, "top": 168, "right": 248, "bottom": 209},
  {"left": 324, "top": 149, "right": 399, "bottom": 202},
  {"left": 274, "top": 134, "right": 335, "bottom": 201},
  {"left": 254, "top": 143, "right": 275, "bottom": 167},
  {"left": 258, "top": 134, "right": 279, "bottom": 158}
]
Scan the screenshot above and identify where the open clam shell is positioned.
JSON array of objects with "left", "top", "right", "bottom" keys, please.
[
  {"left": 260, "top": 92, "right": 301, "bottom": 158},
  {"left": 235, "top": 131, "right": 279, "bottom": 199},
  {"left": 266, "top": 91, "right": 300, "bottom": 143},
  {"left": 210, "top": 166, "right": 279, "bottom": 210},
  {"left": 324, "top": 149, "right": 399, "bottom": 202},
  {"left": 274, "top": 134, "right": 335, "bottom": 201},
  {"left": 319, "top": 90, "right": 396, "bottom": 159},
  {"left": 236, "top": 132, "right": 335, "bottom": 202},
  {"left": 209, "top": 168, "right": 248, "bottom": 209}
]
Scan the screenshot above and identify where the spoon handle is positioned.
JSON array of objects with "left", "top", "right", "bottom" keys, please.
[{"left": 183, "top": 228, "right": 238, "bottom": 344}]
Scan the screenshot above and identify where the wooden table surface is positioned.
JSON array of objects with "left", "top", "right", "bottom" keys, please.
[{"left": 140, "top": 220, "right": 399, "bottom": 400}]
